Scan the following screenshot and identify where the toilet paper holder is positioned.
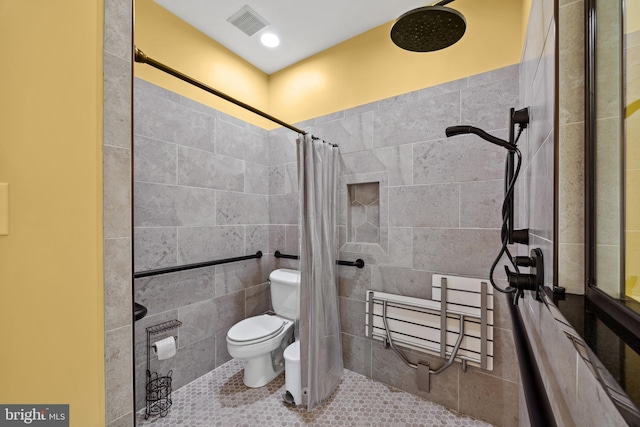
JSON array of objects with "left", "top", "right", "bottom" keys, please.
[
  {"left": 151, "top": 336, "right": 177, "bottom": 352},
  {"left": 145, "top": 319, "right": 182, "bottom": 419},
  {"left": 146, "top": 319, "right": 181, "bottom": 359}
]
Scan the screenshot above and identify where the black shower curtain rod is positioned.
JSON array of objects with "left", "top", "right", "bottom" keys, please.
[{"left": 134, "top": 47, "right": 306, "bottom": 135}]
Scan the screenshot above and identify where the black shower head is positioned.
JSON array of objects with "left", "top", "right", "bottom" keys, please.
[
  {"left": 445, "top": 125, "right": 516, "bottom": 151},
  {"left": 391, "top": 3, "right": 466, "bottom": 52}
]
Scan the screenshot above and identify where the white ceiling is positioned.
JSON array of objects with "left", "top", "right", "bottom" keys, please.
[{"left": 153, "top": 0, "right": 431, "bottom": 74}]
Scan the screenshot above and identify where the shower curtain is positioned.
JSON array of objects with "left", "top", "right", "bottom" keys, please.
[{"left": 297, "top": 134, "right": 343, "bottom": 410}]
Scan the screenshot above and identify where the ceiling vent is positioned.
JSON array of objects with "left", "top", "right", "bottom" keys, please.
[{"left": 227, "top": 5, "right": 269, "bottom": 37}]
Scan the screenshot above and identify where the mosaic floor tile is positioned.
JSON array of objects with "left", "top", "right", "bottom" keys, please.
[{"left": 137, "top": 359, "right": 492, "bottom": 426}]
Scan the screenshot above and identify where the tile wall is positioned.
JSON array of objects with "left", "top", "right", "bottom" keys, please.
[
  {"left": 267, "top": 127, "right": 301, "bottom": 263},
  {"left": 593, "top": 0, "right": 623, "bottom": 297},
  {"left": 517, "top": 0, "right": 627, "bottom": 425},
  {"left": 103, "top": 0, "right": 134, "bottom": 426},
  {"left": 348, "top": 182, "right": 381, "bottom": 244},
  {"left": 268, "top": 65, "right": 523, "bottom": 426},
  {"left": 132, "top": 78, "right": 273, "bottom": 411},
  {"left": 558, "top": 0, "right": 586, "bottom": 294}
]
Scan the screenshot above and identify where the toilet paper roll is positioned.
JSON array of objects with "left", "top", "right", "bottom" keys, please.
[{"left": 153, "top": 336, "right": 177, "bottom": 360}]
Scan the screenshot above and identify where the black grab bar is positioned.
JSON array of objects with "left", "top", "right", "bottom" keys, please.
[
  {"left": 134, "top": 251, "right": 263, "bottom": 279},
  {"left": 274, "top": 251, "right": 365, "bottom": 269}
]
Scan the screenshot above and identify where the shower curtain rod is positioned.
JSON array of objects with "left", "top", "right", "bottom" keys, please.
[{"left": 134, "top": 47, "right": 306, "bottom": 135}]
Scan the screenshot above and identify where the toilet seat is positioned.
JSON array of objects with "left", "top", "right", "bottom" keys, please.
[{"left": 227, "top": 314, "right": 285, "bottom": 345}]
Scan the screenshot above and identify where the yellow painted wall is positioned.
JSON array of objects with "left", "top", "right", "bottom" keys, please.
[
  {"left": 522, "top": 0, "right": 533, "bottom": 46},
  {"left": 135, "top": 0, "right": 524, "bottom": 128},
  {"left": 626, "top": 0, "right": 640, "bottom": 33},
  {"left": 269, "top": 0, "right": 524, "bottom": 124},
  {"left": 627, "top": 109, "right": 640, "bottom": 300},
  {"left": 625, "top": 0, "right": 640, "bottom": 300},
  {"left": 134, "top": 0, "right": 273, "bottom": 128},
  {"left": 0, "top": 1, "right": 105, "bottom": 425}
]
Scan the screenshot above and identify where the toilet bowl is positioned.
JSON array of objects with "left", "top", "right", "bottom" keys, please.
[
  {"left": 226, "top": 314, "right": 293, "bottom": 387},
  {"left": 226, "top": 269, "right": 300, "bottom": 388}
]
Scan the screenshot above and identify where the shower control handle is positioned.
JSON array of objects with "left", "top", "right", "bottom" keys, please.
[
  {"left": 514, "top": 256, "right": 535, "bottom": 267},
  {"left": 505, "top": 248, "right": 545, "bottom": 303},
  {"left": 504, "top": 266, "right": 537, "bottom": 291}
]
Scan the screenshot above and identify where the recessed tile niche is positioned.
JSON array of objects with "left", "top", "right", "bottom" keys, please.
[{"left": 348, "top": 182, "right": 380, "bottom": 244}]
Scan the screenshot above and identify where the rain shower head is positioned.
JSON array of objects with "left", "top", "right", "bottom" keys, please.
[
  {"left": 445, "top": 125, "right": 516, "bottom": 151},
  {"left": 391, "top": 2, "right": 466, "bottom": 52}
]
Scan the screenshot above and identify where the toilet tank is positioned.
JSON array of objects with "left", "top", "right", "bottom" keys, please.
[{"left": 270, "top": 269, "right": 300, "bottom": 320}]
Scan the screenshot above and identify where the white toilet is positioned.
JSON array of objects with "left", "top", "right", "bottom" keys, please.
[{"left": 226, "top": 268, "right": 300, "bottom": 388}]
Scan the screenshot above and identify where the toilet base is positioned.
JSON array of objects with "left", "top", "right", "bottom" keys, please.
[{"left": 242, "top": 353, "right": 284, "bottom": 388}]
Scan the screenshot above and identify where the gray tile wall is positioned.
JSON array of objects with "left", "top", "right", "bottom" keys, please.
[
  {"left": 348, "top": 182, "right": 380, "bottom": 244},
  {"left": 268, "top": 65, "right": 522, "bottom": 426},
  {"left": 133, "top": 78, "right": 273, "bottom": 411},
  {"left": 267, "top": 126, "right": 300, "bottom": 264},
  {"left": 558, "top": 0, "right": 586, "bottom": 295},
  {"left": 593, "top": 1, "right": 624, "bottom": 298},
  {"left": 104, "top": 0, "right": 134, "bottom": 425},
  {"left": 517, "top": 1, "right": 627, "bottom": 425},
  {"left": 517, "top": 0, "right": 562, "bottom": 422}
]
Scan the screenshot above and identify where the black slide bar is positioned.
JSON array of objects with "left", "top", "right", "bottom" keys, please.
[
  {"left": 274, "top": 250, "right": 365, "bottom": 269},
  {"left": 134, "top": 251, "right": 263, "bottom": 279}
]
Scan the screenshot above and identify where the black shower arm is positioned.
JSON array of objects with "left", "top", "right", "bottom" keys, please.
[{"left": 445, "top": 125, "right": 517, "bottom": 151}]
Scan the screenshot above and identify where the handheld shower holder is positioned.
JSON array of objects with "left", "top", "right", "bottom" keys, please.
[
  {"left": 512, "top": 107, "right": 530, "bottom": 127},
  {"left": 511, "top": 228, "right": 530, "bottom": 245}
]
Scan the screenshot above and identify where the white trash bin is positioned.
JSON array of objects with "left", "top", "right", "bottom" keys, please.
[{"left": 283, "top": 340, "right": 301, "bottom": 405}]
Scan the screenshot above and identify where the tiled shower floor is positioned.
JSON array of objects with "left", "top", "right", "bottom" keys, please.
[{"left": 136, "top": 360, "right": 492, "bottom": 427}]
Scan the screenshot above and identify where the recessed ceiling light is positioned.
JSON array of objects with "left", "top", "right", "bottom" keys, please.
[{"left": 260, "top": 32, "right": 280, "bottom": 48}]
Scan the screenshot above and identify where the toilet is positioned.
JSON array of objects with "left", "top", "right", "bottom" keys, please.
[{"left": 226, "top": 268, "right": 300, "bottom": 388}]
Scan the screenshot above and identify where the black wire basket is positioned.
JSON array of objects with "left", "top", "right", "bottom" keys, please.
[{"left": 145, "top": 370, "right": 173, "bottom": 419}]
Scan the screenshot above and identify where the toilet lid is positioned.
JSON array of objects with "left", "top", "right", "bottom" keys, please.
[{"left": 227, "top": 314, "right": 285, "bottom": 344}]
